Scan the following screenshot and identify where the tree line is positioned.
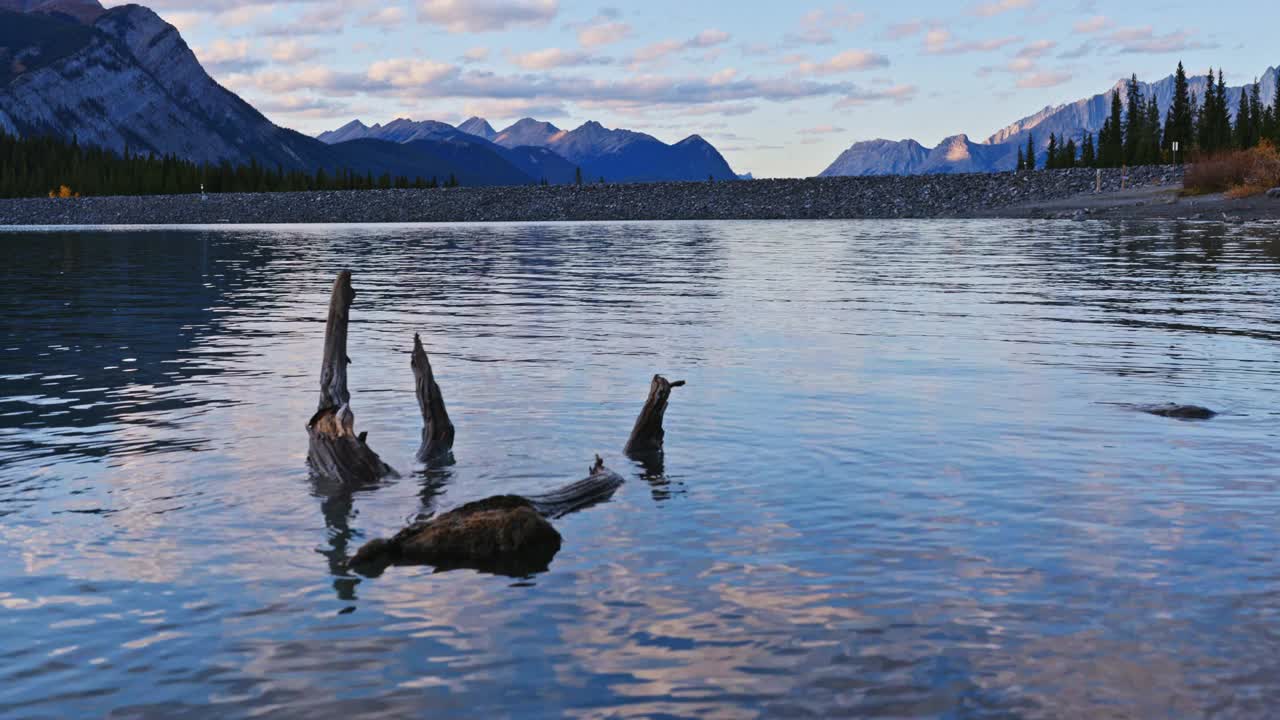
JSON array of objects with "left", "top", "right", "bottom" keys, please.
[
  {"left": 0, "top": 131, "right": 461, "bottom": 199},
  {"left": 1016, "top": 62, "right": 1280, "bottom": 171}
]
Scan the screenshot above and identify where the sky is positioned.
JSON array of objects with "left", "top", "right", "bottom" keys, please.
[{"left": 117, "top": 0, "right": 1277, "bottom": 178}]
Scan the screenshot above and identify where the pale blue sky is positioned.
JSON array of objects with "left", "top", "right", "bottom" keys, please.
[{"left": 123, "top": 0, "right": 1276, "bottom": 177}]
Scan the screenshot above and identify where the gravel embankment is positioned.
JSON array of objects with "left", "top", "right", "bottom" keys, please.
[{"left": 0, "top": 166, "right": 1185, "bottom": 226}]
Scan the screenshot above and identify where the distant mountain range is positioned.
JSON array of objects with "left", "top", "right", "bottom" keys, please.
[
  {"left": 0, "top": 0, "right": 736, "bottom": 186},
  {"left": 320, "top": 116, "right": 738, "bottom": 183},
  {"left": 821, "top": 66, "right": 1280, "bottom": 177}
]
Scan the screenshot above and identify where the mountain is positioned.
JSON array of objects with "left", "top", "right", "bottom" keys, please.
[
  {"left": 496, "top": 118, "right": 738, "bottom": 182},
  {"left": 821, "top": 66, "right": 1280, "bottom": 177},
  {"left": 321, "top": 115, "right": 739, "bottom": 183},
  {"left": 456, "top": 116, "right": 497, "bottom": 141},
  {"left": 0, "top": 2, "right": 332, "bottom": 170},
  {"left": 493, "top": 118, "right": 562, "bottom": 148},
  {"left": 324, "top": 138, "right": 533, "bottom": 187},
  {"left": 316, "top": 116, "right": 578, "bottom": 184}
]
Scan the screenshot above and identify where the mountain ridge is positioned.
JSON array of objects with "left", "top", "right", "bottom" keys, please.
[{"left": 821, "top": 66, "right": 1280, "bottom": 177}]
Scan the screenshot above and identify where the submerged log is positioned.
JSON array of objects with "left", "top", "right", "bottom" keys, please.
[
  {"left": 1139, "top": 403, "right": 1217, "bottom": 420},
  {"left": 624, "top": 375, "right": 685, "bottom": 456},
  {"left": 351, "top": 457, "right": 624, "bottom": 576},
  {"left": 412, "top": 333, "right": 455, "bottom": 464},
  {"left": 306, "top": 271, "right": 394, "bottom": 483}
]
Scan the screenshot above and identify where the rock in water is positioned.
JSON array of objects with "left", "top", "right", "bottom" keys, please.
[
  {"left": 352, "top": 496, "right": 561, "bottom": 576},
  {"left": 1267, "top": 187, "right": 1280, "bottom": 199},
  {"left": 351, "top": 458, "right": 624, "bottom": 577},
  {"left": 1140, "top": 404, "right": 1217, "bottom": 420}
]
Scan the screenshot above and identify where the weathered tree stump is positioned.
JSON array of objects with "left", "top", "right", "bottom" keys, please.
[
  {"left": 412, "top": 333, "right": 455, "bottom": 464},
  {"left": 624, "top": 375, "right": 685, "bottom": 456},
  {"left": 306, "top": 271, "right": 394, "bottom": 483},
  {"left": 351, "top": 457, "right": 624, "bottom": 576}
]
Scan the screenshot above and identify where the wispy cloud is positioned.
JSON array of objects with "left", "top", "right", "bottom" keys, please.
[
  {"left": 971, "top": 0, "right": 1034, "bottom": 17},
  {"left": 417, "top": 0, "right": 559, "bottom": 33}
]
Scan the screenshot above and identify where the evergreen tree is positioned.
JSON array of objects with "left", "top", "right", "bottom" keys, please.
[
  {"left": 575, "top": 166, "right": 583, "bottom": 185},
  {"left": 1197, "top": 69, "right": 1216, "bottom": 151},
  {"left": 1235, "top": 83, "right": 1252, "bottom": 149},
  {"left": 1016, "top": 146, "right": 1025, "bottom": 171},
  {"left": 1046, "top": 133, "right": 1058, "bottom": 169},
  {"left": 1189, "top": 90, "right": 1200, "bottom": 151},
  {"left": 1025, "top": 133, "right": 1036, "bottom": 170},
  {"left": 1102, "top": 89, "right": 1124, "bottom": 166},
  {"left": 1249, "top": 80, "right": 1264, "bottom": 147},
  {"left": 1273, "top": 76, "right": 1280, "bottom": 143},
  {"left": 1123, "top": 74, "right": 1144, "bottom": 166},
  {"left": 1062, "top": 138, "right": 1077, "bottom": 168},
  {"left": 1165, "top": 61, "right": 1193, "bottom": 161},
  {"left": 1144, "top": 94, "right": 1163, "bottom": 163},
  {"left": 1081, "top": 131, "right": 1096, "bottom": 166},
  {"left": 1215, "top": 69, "right": 1232, "bottom": 150}
]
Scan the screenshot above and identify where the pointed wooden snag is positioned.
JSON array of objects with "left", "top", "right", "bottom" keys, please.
[
  {"left": 624, "top": 375, "right": 685, "bottom": 456},
  {"left": 306, "top": 271, "right": 393, "bottom": 483},
  {"left": 412, "top": 333, "right": 455, "bottom": 463},
  {"left": 350, "top": 456, "right": 624, "bottom": 576}
]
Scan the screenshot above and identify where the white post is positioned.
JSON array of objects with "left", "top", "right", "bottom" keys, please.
[{"left": 1095, "top": 169, "right": 1101, "bottom": 194}]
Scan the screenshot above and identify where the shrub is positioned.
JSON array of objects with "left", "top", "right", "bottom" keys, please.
[{"left": 1184, "top": 142, "right": 1280, "bottom": 197}]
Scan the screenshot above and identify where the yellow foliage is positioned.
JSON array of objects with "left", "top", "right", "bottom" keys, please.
[{"left": 48, "top": 185, "right": 77, "bottom": 199}]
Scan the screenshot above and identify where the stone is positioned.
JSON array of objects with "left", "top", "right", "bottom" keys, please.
[
  {"left": 1139, "top": 404, "right": 1217, "bottom": 420},
  {"left": 1267, "top": 187, "right": 1280, "bottom": 199}
]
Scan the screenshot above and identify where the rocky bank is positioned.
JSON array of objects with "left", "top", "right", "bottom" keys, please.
[{"left": 0, "top": 167, "right": 1193, "bottom": 226}]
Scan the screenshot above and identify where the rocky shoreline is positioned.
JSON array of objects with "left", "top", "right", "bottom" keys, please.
[{"left": 0, "top": 166, "right": 1196, "bottom": 226}]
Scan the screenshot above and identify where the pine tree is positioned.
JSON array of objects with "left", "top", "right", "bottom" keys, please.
[
  {"left": 1215, "top": 69, "right": 1232, "bottom": 150},
  {"left": 1102, "top": 89, "right": 1124, "bottom": 166},
  {"left": 1197, "top": 69, "right": 1216, "bottom": 151},
  {"left": 1249, "top": 80, "right": 1264, "bottom": 147},
  {"left": 1235, "top": 84, "right": 1252, "bottom": 149},
  {"left": 1016, "top": 146, "right": 1025, "bottom": 171},
  {"left": 1272, "top": 75, "right": 1280, "bottom": 143},
  {"left": 1046, "top": 133, "right": 1058, "bottom": 169},
  {"left": 1025, "top": 133, "right": 1036, "bottom": 170},
  {"left": 1166, "top": 61, "right": 1193, "bottom": 161},
  {"left": 1123, "top": 74, "right": 1145, "bottom": 166},
  {"left": 1081, "top": 131, "right": 1096, "bottom": 166},
  {"left": 1063, "top": 138, "right": 1077, "bottom": 168},
  {"left": 1144, "top": 95, "right": 1163, "bottom": 163}
]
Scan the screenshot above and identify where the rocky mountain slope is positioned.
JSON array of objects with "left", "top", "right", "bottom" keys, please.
[
  {"left": 822, "top": 66, "right": 1279, "bottom": 177},
  {"left": 0, "top": 1, "right": 331, "bottom": 169}
]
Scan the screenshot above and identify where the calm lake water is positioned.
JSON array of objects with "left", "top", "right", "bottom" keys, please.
[{"left": 1, "top": 220, "right": 1279, "bottom": 719}]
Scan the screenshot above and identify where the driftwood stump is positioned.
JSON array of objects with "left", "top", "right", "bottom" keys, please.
[
  {"left": 412, "top": 333, "right": 455, "bottom": 463},
  {"left": 351, "top": 457, "right": 624, "bottom": 576},
  {"left": 1140, "top": 403, "right": 1217, "bottom": 420},
  {"left": 624, "top": 375, "right": 685, "bottom": 456},
  {"left": 306, "top": 271, "right": 394, "bottom": 483}
]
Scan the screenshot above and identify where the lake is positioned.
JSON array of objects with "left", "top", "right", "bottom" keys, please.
[{"left": 1, "top": 220, "right": 1279, "bottom": 719}]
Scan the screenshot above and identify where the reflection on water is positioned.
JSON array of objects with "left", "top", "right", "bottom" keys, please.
[{"left": 1, "top": 220, "right": 1279, "bottom": 718}]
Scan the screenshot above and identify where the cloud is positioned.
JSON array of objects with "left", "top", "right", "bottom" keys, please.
[
  {"left": 883, "top": 19, "right": 929, "bottom": 40},
  {"left": 361, "top": 6, "right": 405, "bottom": 27},
  {"left": 270, "top": 40, "right": 321, "bottom": 64},
  {"left": 791, "top": 50, "right": 890, "bottom": 76},
  {"left": 367, "top": 58, "right": 459, "bottom": 88},
  {"left": 629, "top": 30, "right": 731, "bottom": 64},
  {"left": 237, "top": 60, "right": 860, "bottom": 108},
  {"left": 789, "top": 5, "right": 866, "bottom": 45},
  {"left": 1016, "top": 70, "right": 1072, "bottom": 88},
  {"left": 971, "top": 0, "right": 1034, "bottom": 17},
  {"left": 833, "top": 84, "right": 918, "bottom": 108},
  {"left": 195, "top": 38, "right": 263, "bottom": 73},
  {"left": 418, "top": 0, "right": 559, "bottom": 33},
  {"left": 577, "top": 19, "right": 631, "bottom": 48},
  {"left": 924, "top": 29, "right": 1021, "bottom": 55},
  {"left": 1015, "top": 40, "right": 1056, "bottom": 59},
  {"left": 509, "top": 48, "right": 613, "bottom": 70},
  {"left": 1073, "top": 15, "right": 1109, "bottom": 33},
  {"left": 798, "top": 125, "right": 846, "bottom": 135},
  {"left": 1108, "top": 26, "right": 1213, "bottom": 54},
  {"left": 260, "top": 4, "right": 347, "bottom": 36},
  {"left": 461, "top": 47, "right": 491, "bottom": 63}
]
